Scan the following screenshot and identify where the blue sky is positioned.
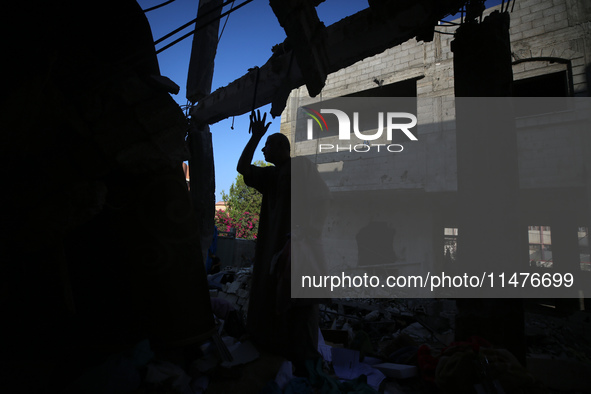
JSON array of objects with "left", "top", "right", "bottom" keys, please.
[{"left": 139, "top": 0, "right": 503, "bottom": 200}]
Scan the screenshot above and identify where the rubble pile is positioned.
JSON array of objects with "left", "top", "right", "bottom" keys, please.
[
  {"left": 208, "top": 267, "right": 253, "bottom": 318},
  {"left": 525, "top": 311, "right": 591, "bottom": 362},
  {"left": 204, "top": 270, "right": 591, "bottom": 393},
  {"left": 319, "top": 299, "right": 456, "bottom": 353}
]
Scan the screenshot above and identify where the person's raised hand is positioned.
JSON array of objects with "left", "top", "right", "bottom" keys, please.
[{"left": 249, "top": 109, "right": 271, "bottom": 139}]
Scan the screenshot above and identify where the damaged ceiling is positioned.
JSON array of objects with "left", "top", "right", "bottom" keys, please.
[{"left": 190, "top": 0, "right": 469, "bottom": 125}]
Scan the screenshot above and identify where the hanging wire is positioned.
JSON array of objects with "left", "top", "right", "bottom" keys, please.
[
  {"left": 143, "top": 0, "right": 176, "bottom": 13},
  {"left": 154, "top": 0, "right": 238, "bottom": 45},
  {"left": 154, "top": 0, "right": 249, "bottom": 46},
  {"left": 181, "top": 99, "right": 194, "bottom": 119},
  {"left": 156, "top": 0, "right": 253, "bottom": 54},
  {"left": 248, "top": 66, "right": 260, "bottom": 133},
  {"left": 251, "top": 66, "right": 260, "bottom": 111},
  {"left": 218, "top": 1, "right": 235, "bottom": 43}
]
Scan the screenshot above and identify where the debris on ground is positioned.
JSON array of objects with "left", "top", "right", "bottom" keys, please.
[
  {"left": 202, "top": 268, "right": 591, "bottom": 393},
  {"left": 61, "top": 269, "right": 589, "bottom": 393}
]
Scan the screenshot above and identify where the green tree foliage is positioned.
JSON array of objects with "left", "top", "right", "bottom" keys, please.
[
  {"left": 221, "top": 173, "right": 262, "bottom": 220},
  {"left": 217, "top": 161, "right": 270, "bottom": 239}
]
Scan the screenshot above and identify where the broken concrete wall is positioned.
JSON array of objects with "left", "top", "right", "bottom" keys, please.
[
  {"left": 278, "top": 0, "right": 590, "bottom": 110},
  {"left": 511, "top": 0, "right": 591, "bottom": 94}
]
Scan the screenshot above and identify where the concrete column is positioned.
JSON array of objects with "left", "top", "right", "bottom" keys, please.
[
  {"left": 186, "top": 0, "right": 223, "bottom": 266},
  {"left": 188, "top": 123, "right": 216, "bottom": 266},
  {"left": 451, "top": 11, "right": 521, "bottom": 275},
  {"left": 451, "top": 10, "right": 526, "bottom": 365}
]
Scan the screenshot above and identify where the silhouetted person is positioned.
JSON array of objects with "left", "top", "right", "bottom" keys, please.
[{"left": 237, "top": 110, "right": 318, "bottom": 373}]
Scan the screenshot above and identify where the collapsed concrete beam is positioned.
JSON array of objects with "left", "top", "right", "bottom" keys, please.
[
  {"left": 270, "top": 0, "right": 330, "bottom": 97},
  {"left": 191, "top": 0, "right": 467, "bottom": 125},
  {"left": 191, "top": 50, "right": 305, "bottom": 125}
]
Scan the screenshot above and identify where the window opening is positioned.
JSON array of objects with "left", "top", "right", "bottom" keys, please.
[{"left": 528, "top": 225, "right": 552, "bottom": 268}]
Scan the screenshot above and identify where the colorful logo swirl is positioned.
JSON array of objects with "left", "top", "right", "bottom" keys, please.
[{"left": 303, "top": 107, "right": 329, "bottom": 131}]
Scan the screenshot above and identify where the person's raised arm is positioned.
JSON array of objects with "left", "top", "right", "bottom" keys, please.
[{"left": 237, "top": 110, "right": 271, "bottom": 178}]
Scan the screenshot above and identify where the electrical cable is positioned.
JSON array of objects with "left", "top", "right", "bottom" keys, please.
[
  {"left": 143, "top": 0, "right": 176, "bottom": 13},
  {"left": 248, "top": 66, "right": 260, "bottom": 133},
  {"left": 155, "top": 0, "right": 254, "bottom": 54},
  {"left": 154, "top": 0, "right": 242, "bottom": 45},
  {"left": 218, "top": 0, "right": 235, "bottom": 43},
  {"left": 251, "top": 66, "right": 260, "bottom": 111},
  {"left": 182, "top": 99, "right": 194, "bottom": 119}
]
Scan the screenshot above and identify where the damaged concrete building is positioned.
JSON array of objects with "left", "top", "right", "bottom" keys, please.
[
  {"left": 195, "top": 0, "right": 591, "bottom": 387},
  {"left": 3, "top": 0, "right": 591, "bottom": 392},
  {"left": 193, "top": 0, "right": 591, "bottom": 299},
  {"left": 277, "top": 0, "right": 591, "bottom": 289},
  {"left": 269, "top": 0, "right": 591, "bottom": 371}
]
